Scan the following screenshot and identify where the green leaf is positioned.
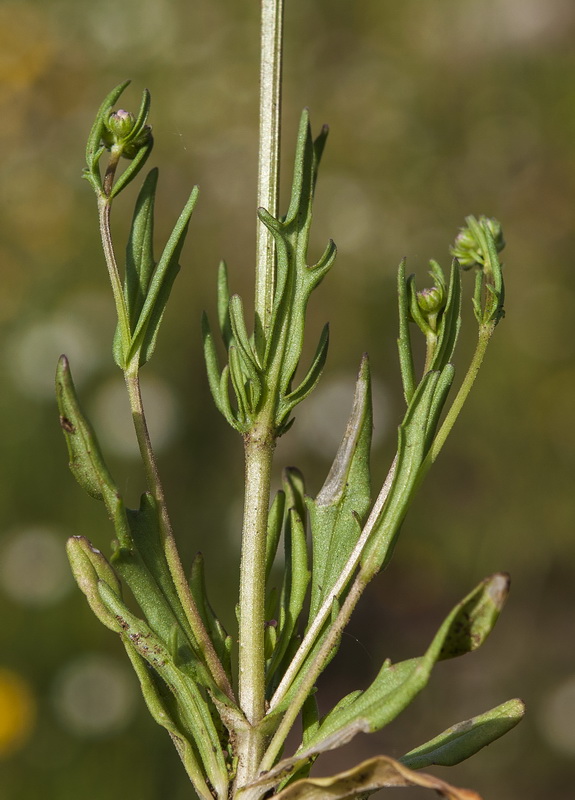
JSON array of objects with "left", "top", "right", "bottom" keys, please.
[
  {"left": 66, "top": 536, "right": 124, "bottom": 632},
  {"left": 216, "top": 261, "right": 233, "bottom": 348},
  {"left": 266, "top": 490, "right": 286, "bottom": 579},
  {"left": 397, "top": 259, "right": 416, "bottom": 404},
  {"left": 279, "top": 323, "right": 329, "bottom": 422},
  {"left": 128, "top": 185, "right": 199, "bottom": 365},
  {"left": 189, "top": 552, "right": 232, "bottom": 678},
  {"left": 360, "top": 365, "right": 453, "bottom": 580},
  {"left": 56, "top": 356, "right": 119, "bottom": 505},
  {"left": 125, "top": 168, "right": 158, "bottom": 325},
  {"left": 109, "top": 138, "right": 154, "bottom": 199},
  {"left": 201, "top": 312, "right": 225, "bottom": 413},
  {"left": 98, "top": 581, "right": 229, "bottom": 800},
  {"left": 267, "top": 507, "right": 310, "bottom": 681},
  {"left": 307, "top": 356, "right": 372, "bottom": 621},
  {"left": 122, "top": 642, "right": 214, "bottom": 800},
  {"left": 84, "top": 80, "right": 131, "bottom": 191},
  {"left": 304, "top": 574, "right": 510, "bottom": 752},
  {"left": 428, "top": 259, "right": 461, "bottom": 374},
  {"left": 228, "top": 294, "right": 263, "bottom": 405},
  {"left": 400, "top": 698, "right": 525, "bottom": 770}
]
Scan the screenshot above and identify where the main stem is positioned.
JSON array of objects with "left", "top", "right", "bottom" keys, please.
[
  {"left": 255, "top": 0, "right": 284, "bottom": 338},
  {"left": 235, "top": 1, "right": 284, "bottom": 786},
  {"left": 237, "top": 422, "right": 275, "bottom": 785}
]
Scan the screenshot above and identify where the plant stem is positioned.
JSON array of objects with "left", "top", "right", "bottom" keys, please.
[
  {"left": 124, "top": 365, "right": 235, "bottom": 701},
  {"left": 422, "top": 322, "right": 494, "bottom": 471},
  {"left": 260, "top": 574, "right": 366, "bottom": 773},
  {"left": 236, "top": 423, "right": 276, "bottom": 784},
  {"left": 269, "top": 456, "right": 398, "bottom": 712},
  {"left": 97, "top": 196, "right": 131, "bottom": 351},
  {"left": 255, "top": 0, "right": 284, "bottom": 338}
]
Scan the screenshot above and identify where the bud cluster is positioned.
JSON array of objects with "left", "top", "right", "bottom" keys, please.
[{"left": 451, "top": 216, "right": 505, "bottom": 270}]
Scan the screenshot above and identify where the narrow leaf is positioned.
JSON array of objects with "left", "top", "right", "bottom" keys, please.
[
  {"left": 266, "top": 490, "right": 286, "bottom": 579},
  {"left": 267, "top": 508, "right": 310, "bottom": 680},
  {"left": 401, "top": 698, "right": 525, "bottom": 770},
  {"left": 55, "top": 356, "right": 118, "bottom": 505},
  {"left": 129, "top": 185, "right": 199, "bottom": 361},
  {"left": 307, "top": 356, "right": 372, "bottom": 622},
  {"left": 305, "top": 574, "right": 509, "bottom": 751},
  {"left": 122, "top": 642, "right": 214, "bottom": 800}
]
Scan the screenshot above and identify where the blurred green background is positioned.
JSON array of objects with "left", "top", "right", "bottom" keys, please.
[{"left": 1, "top": 1, "right": 575, "bottom": 798}]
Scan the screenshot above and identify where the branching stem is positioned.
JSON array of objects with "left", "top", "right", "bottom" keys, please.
[{"left": 123, "top": 366, "right": 235, "bottom": 701}]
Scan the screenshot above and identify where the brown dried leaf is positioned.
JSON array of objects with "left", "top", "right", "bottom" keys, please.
[{"left": 272, "top": 754, "right": 482, "bottom": 800}]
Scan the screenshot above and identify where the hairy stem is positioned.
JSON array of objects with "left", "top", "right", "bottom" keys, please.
[
  {"left": 124, "top": 366, "right": 235, "bottom": 701},
  {"left": 236, "top": 423, "right": 276, "bottom": 785},
  {"left": 255, "top": 0, "right": 284, "bottom": 338}
]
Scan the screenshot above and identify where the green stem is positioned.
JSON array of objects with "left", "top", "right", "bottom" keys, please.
[
  {"left": 124, "top": 365, "right": 235, "bottom": 702},
  {"left": 260, "top": 574, "right": 365, "bottom": 774},
  {"left": 97, "top": 195, "right": 131, "bottom": 353},
  {"left": 255, "top": 0, "right": 284, "bottom": 338},
  {"left": 423, "top": 322, "right": 494, "bottom": 471},
  {"left": 236, "top": 422, "right": 276, "bottom": 785}
]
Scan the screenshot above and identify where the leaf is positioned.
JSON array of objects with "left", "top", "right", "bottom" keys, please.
[
  {"left": 122, "top": 642, "right": 214, "bottom": 800},
  {"left": 307, "top": 355, "right": 372, "bottom": 621},
  {"left": 400, "top": 698, "right": 525, "bottom": 770},
  {"left": 125, "top": 168, "right": 158, "bottom": 326},
  {"left": 279, "top": 323, "right": 329, "bottom": 422},
  {"left": 304, "top": 574, "right": 509, "bottom": 751},
  {"left": 267, "top": 507, "right": 310, "bottom": 681},
  {"left": 66, "top": 536, "right": 123, "bottom": 632},
  {"left": 55, "top": 356, "right": 119, "bottom": 505},
  {"left": 360, "top": 365, "right": 453, "bottom": 579},
  {"left": 128, "top": 185, "right": 199, "bottom": 365},
  {"left": 109, "top": 138, "right": 154, "bottom": 199},
  {"left": 216, "top": 261, "right": 233, "bottom": 348},
  {"left": 270, "top": 754, "right": 483, "bottom": 800},
  {"left": 397, "top": 259, "right": 416, "bottom": 404},
  {"left": 98, "top": 582, "right": 229, "bottom": 800},
  {"left": 428, "top": 258, "right": 462, "bottom": 374},
  {"left": 266, "top": 490, "right": 286, "bottom": 579},
  {"left": 189, "top": 552, "right": 232, "bottom": 678},
  {"left": 84, "top": 80, "right": 131, "bottom": 190}
]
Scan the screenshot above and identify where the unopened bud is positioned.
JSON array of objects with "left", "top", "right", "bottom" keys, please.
[
  {"left": 416, "top": 285, "right": 445, "bottom": 316},
  {"left": 451, "top": 216, "right": 505, "bottom": 270}
]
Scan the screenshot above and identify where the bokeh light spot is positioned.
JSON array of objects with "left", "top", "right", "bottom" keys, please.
[
  {"left": 0, "top": 527, "right": 72, "bottom": 607},
  {"left": 91, "top": 374, "right": 180, "bottom": 457},
  {"left": 539, "top": 675, "right": 575, "bottom": 755},
  {"left": 52, "top": 654, "right": 136, "bottom": 737},
  {"left": 0, "top": 668, "right": 36, "bottom": 758}
]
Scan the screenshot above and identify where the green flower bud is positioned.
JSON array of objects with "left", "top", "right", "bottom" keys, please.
[
  {"left": 66, "top": 536, "right": 123, "bottom": 632},
  {"left": 451, "top": 215, "right": 505, "bottom": 270},
  {"left": 106, "top": 109, "right": 136, "bottom": 139},
  {"left": 101, "top": 109, "right": 153, "bottom": 160},
  {"left": 416, "top": 285, "right": 445, "bottom": 316}
]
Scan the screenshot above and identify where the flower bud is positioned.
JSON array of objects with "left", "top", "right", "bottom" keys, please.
[
  {"left": 451, "top": 216, "right": 505, "bottom": 269},
  {"left": 101, "top": 109, "right": 153, "bottom": 160},
  {"left": 106, "top": 109, "right": 136, "bottom": 139},
  {"left": 416, "top": 285, "right": 445, "bottom": 316}
]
